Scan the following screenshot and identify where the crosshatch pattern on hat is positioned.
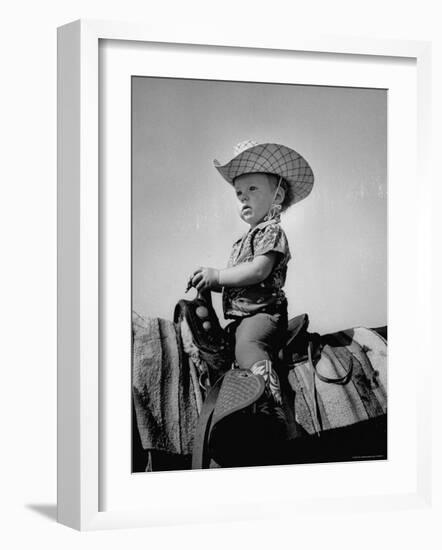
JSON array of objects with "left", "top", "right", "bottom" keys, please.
[
  {"left": 233, "top": 139, "right": 259, "bottom": 156},
  {"left": 214, "top": 142, "right": 314, "bottom": 206}
]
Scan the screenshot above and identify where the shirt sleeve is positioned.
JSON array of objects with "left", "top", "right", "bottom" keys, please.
[{"left": 253, "top": 223, "right": 291, "bottom": 262}]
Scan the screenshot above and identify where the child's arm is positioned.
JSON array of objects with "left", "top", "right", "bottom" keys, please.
[{"left": 191, "top": 253, "right": 277, "bottom": 292}]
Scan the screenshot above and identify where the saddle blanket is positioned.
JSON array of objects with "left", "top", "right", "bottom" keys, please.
[{"left": 287, "top": 327, "right": 387, "bottom": 436}]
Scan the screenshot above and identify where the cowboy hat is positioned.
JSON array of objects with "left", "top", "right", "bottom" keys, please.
[{"left": 214, "top": 139, "right": 314, "bottom": 208}]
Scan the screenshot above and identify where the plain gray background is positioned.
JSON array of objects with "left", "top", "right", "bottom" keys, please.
[{"left": 132, "top": 77, "right": 387, "bottom": 333}]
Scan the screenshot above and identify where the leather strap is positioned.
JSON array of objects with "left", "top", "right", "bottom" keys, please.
[
  {"left": 191, "top": 374, "right": 224, "bottom": 469},
  {"left": 313, "top": 346, "right": 353, "bottom": 385},
  {"left": 305, "top": 341, "right": 354, "bottom": 436},
  {"left": 307, "top": 342, "right": 322, "bottom": 435}
]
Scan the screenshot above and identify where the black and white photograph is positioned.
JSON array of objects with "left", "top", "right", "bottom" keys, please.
[
  {"left": 131, "top": 76, "right": 388, "bottom": 472},
  {"left": 3, "top": 0, "right": 439, "bottom": 543}
]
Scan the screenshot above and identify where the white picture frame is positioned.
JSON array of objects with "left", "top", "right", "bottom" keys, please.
[{"left": 57, "top": 19, "right": 432, "bottom": 531}]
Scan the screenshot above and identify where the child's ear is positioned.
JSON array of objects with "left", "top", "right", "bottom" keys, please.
[{"left": 275, "top": 186, "right": 286, "bottom": 204}]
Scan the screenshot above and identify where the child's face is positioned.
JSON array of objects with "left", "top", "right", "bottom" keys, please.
[{"left": 233, "top": 173, "right": 278, "bottom": 227}]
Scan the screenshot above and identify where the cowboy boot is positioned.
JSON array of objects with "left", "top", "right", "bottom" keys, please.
[{"left": 250, "top": 359, "right": 287, "bottom": 430}]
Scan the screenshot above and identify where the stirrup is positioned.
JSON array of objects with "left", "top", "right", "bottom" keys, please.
[{"left": 192, "top": 368, "right": 265, "bottom": 469}]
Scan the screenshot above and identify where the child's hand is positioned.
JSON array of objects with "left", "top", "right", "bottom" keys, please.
[{"left": 190, "top": 267, "right": 220, "bottom": 292}]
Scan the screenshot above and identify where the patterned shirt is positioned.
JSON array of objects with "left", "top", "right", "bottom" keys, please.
[{"left": 222, "top": 219, "right": 291, "bottom": 319}]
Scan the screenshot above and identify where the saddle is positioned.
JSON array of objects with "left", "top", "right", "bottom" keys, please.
[
  {"left": 174, "top": 291, "right": 320, "bottom": 468},
  {"left": 173, "top": 292, "right": 233, "bottom": 389}
]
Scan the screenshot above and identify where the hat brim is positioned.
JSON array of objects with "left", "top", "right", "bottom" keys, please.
[{"left": 214, "top": 143, "right": 314, "bottom": 206}]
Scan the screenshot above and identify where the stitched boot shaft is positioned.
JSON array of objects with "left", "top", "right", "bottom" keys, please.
[
  {"left": 250, "top": 359, "right": 283, "bottom": 405},
  {"left": 250, "top": 360, "right": 287, "bottom": 430}
]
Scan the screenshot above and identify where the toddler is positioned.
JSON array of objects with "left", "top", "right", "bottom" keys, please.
[{"left": 189, "top": 140, "right": 314, "bottom": 393}]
